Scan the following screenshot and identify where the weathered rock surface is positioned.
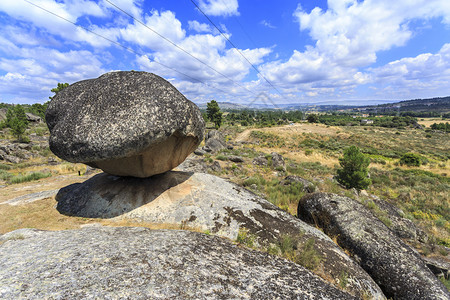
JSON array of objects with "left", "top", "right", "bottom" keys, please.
[
  {"left": 271, "top": 152, "right": 286, "bottom": 170},
  {"left": 202, "top": 129, "right": 227, "bottom": 153},
  {"left": 423, "top": 256, "right": 450, "bottom": 280},
  {"left": 369, "top": 195, "right": 428, "bottom": 242},
  {"left": 1, "top": 189, "right": 59, "bottom": 206},
  {"left": 229, "top": 155, "right": 244, "bottom": 163},
  {"left": 56, "top": 171, "right": 384, "bottom": 299},
  {"left": 0, "top": 227, "right": 357, "bottom": 300},
  {"left": 252, "top": 155, "right": 268, "bottom": 166},
  {"left": 25, "top": 112, "right": 41, "bottom": 123},
  {"left": 46, "top": 71, "right": 204, "bottom": 177},
  {"left": 298, "top": 192, "right": 450, "bottom": 300}
]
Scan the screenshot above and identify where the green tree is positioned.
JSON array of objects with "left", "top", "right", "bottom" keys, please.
[
  {"left": 307, "top": 114, "right": 319, "bottom": 123},
  {"left": 6, "top": 105, "right": 29, "bottom": 142},
  {"left": 49, "top": 82, "right": 69, "bottom": 100},
  {"left": 336, "top": 146, "right": 371, "bottom": 191},
  {"left": 206, "top": 100, "right": 223, "bottom": 129},
  {"left": 10, "top": 117, "right": 27, "bottom": 141}
]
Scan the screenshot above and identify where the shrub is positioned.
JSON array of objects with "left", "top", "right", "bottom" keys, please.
[
  {"left": 9, "top": 171, "right": 52, "bottom": 184},
  {"left": 215, "top": 154, "right": 228, "bottom": 161},
  {"left": 336, "top": 146, "right": 371, "bottom": 191},
  {"left": 399, "top": 153, "right": 422, "bottom": 167}
]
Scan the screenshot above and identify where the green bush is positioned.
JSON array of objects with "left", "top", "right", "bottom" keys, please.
[
  {"left": 215, "top": 154, "right": 228, "bottom": 161},
  {"left": 9, "top": 172, "right": 52, "bottom": 184},
  {"left": 399, "top": 153, "right": 422, "bottom": 167},
  {"left": 336, "top": 146, "right": 371, "bottom": 190}
]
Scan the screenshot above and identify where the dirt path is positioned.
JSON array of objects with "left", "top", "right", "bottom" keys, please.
[{"left": 234, "top": 129, "right": 253, "bottom": 142}]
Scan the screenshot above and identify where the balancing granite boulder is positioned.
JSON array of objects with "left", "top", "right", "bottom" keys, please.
[{"left": 46, "top": 71, "right": 204, "bottom": 177}]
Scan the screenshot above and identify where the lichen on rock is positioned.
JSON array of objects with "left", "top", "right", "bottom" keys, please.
[{"left": 46, "top": 71, "right": 204, "bottom": 177}]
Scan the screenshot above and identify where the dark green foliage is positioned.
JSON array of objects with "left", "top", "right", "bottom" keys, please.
[
  {"left": 222, "top": 110, "right": 303, "bottom": 127},
  {"left": 6, "top": 105, "right": 29, "bottom": 142},
  {"left": 399, "top": 153, "right": 422, "bottom": 166},
  {"left": 430, "top": 122, "right": 450, "bottom": 132},
  {"left": 10, "top": 117, "right": 27, "bottom": 141},
  {"left": 307, "top": 114, "right": 319, "bottom": 123},
  {"left": 336, "top": 146, "right": 371, "bottom": 190},
  {"left": 49, "top": 82, "right": 69, "bottom": 100},
  {"left": 28, "top": 102, "right": 49, "bottom": 120},
  {"left": 206, "top": 100, "right": 223, "bottom": 129}
]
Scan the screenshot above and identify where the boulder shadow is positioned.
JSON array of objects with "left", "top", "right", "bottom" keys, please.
[{"left": 56, "top": 171, "right": 193, "bottom": 218}]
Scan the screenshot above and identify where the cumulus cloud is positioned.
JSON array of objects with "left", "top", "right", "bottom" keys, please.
[
  {"left": 0, "top": 48, "right": 105, "bottom": 102},
  {"left": 188, "top": 20, "right": 212, "bottom": 33},
  {"left": 197, "top": 0, "right": 239, "bottom": 17},
  {"left": 368, "top": 43, "right": 450, "bottom": 97},
  {"left": 258, "top": 0, "right": 450, "bottom": 99}
]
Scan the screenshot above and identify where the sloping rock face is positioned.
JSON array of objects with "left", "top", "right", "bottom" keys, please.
[
  {"left": 56, "top": 171, "right": 384, "bottom": 299},
  {"left": 46, "top": 71, "right": 204, "bottom": 177},
  {"left": 369, "top": 196, "right": 428, "bottom": 242},
  {"left": 0, "top": 227, "right": 357, "bottom": 299},
  {"left": 298, "top": 192, "right": 450, "bottom": 300}
]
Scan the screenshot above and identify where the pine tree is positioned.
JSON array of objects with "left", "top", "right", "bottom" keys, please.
[
  {"left": 206, "top": 100, "right": 223, "bottom": 129},
  {"left": 336, "top": 146, "right": 371, "bottom": 191}
]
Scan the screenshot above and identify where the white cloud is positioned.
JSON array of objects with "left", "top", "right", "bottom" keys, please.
[
  {"left": 188, "top": 20, "right": 212, "bottom": 33},
  {"left": 260, "top": 20, "right": 276, "bottom": 29},
  {"left": 197, "top": 0, "right": 239, "bottom": 17},
  {"left": 368, "top": 43, "right": 450, "bottom": 97},
  {"left": 120, "top": 10, "right": 185, "bottom": 52},
  {"left": 0, "top": 48, "right": 105, "bottom": 102},
  {"left": 258, "top": 0, "right": 450, "bottom": 99}
]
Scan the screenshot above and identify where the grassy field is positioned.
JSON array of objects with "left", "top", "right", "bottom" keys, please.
[{"left": 220, "top": 121, "right": 449, "bottom": 251}]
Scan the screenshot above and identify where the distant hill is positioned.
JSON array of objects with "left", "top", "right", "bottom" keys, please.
[
  {"left": 353, "top": 96, "right": 450, "bottom": 115},
  {"left": 196, "top": 96, "right": 450, "bottom": 115}
]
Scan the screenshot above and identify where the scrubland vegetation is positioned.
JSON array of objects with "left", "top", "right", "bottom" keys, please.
[
  {"left": 203, "top": 110, "right": 449, "bottom": 254},
  {"left": 1, "top": 102, "right": 449, "bottom": 260}
]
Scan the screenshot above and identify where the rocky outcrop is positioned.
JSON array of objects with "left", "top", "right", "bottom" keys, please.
[
  {"left": 0, "top": 227, "right": 357, "bottom": 299},
  {"left": 25, "top": 112, "right": 41, "bottom": 123},
  {"left": 46, "top": 71, "right": 204, "bottom": 178},
  {"left": 298, "top": 192, "right": 450, "bottom": 300},
  {"left": 271, "top": 152, "right": 286, "bottom": 171},
  {"left": 423, "top": 256, "right": 450, "bottom": 280},
  {"left": 252, "top": 155, "right": 268, "bottom": 166},
  {"left": 55, "top": 171, "right": 384, "bottom": 299},
  {"left": 202, "top": 129, "right": 227, "bottom": 153}
]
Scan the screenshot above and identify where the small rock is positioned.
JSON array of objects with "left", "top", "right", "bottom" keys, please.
[
  {"left": 252, "top": 155, "right": 268, "bottom": 166},
  {"left": 18, "top": 143, "right": 32, "bottom": 150},
  {"left": 4, "top": 155, "right": 20, "bottom": 164},
  {"left": 48, "top": 157, "right": 58, "bottom": 165},
  {"left": 271, "top": 152, "right": 286, "bottom": 171},
  {"left": 194, "top": 148, "right": 206, "bottom": 156},
  {"left": 25, "top": 112, "right": 42, "bottom": 123},
  {"left": 208, "top": 161, "right": 222, "bottom": 172},
  {"left": 228, "top": 155, "right": 244, "bottom": 163}
]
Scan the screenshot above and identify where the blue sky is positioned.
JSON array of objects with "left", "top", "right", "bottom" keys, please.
[{"left": 0, "top": 0, "right": 450, "bottom": 105}]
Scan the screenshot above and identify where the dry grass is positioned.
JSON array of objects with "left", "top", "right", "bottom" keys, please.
[{"left": 417, "top": 117, "right": 445, "bottom": 127}]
